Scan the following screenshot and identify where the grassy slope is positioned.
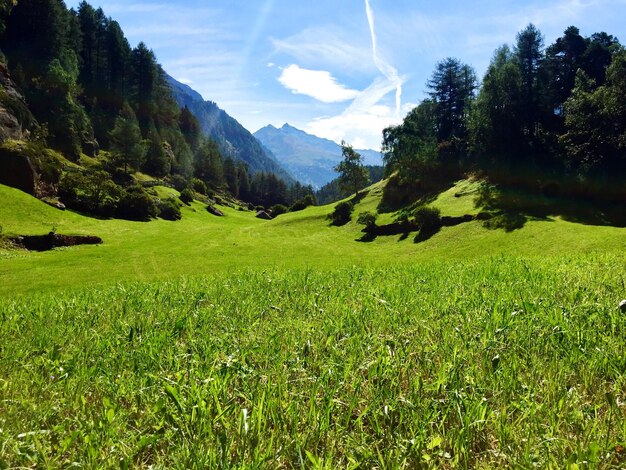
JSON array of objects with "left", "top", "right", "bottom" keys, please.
[{"left": 1, "top": 180, "right": 625, "bottom": 296}]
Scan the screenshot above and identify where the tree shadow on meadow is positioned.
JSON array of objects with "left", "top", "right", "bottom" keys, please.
[
  {"left": 473, "top": 183, "right": 552, "bottom": 232},
  {"left": 413, "top": 225, "right": 442, "bottom": 243},
  {"left": 473, "top": 181, "right": 626, "bottom": 230}
]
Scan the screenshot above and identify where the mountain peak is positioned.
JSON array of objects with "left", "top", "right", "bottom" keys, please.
[
  {"left": 280, "top": 123, "right": 302, "bottom": 134},
  {"left": 254, "top": 123, "right": 383, "bottom": 189}
]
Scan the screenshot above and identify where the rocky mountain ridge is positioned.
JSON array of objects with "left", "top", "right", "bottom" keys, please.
[{"left": 254, "top": 123, "right": 382, "bottom": 189}]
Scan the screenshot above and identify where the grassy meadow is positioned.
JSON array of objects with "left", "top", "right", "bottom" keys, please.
[{"left": 1, "top": 181, "right": 626, "bottom": 467}]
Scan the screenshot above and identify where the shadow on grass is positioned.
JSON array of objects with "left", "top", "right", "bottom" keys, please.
[
  {"left": 481, "top": 212, "right": 528, "bottom": 232},
  {"left": 413, "top": 225, "right": 442, "bottom": 243},
  {"left": 356, "top": 232, "right": 377, "bottom": 242},
  {"left": 474, "top": 179, "right": 626, "bottom": 230}
]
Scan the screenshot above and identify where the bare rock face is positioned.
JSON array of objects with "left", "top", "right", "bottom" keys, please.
[
  {"left": 206, "top": 205, "right": 224, "bottom": 217},
  {"left": 0, "top": 61, "right": 34, "bottom": 142},
  {"left": 255, "top": 210, "right": 273, "bottom": 220},
  {"left": 0, "top": 145, "right": 36, "bottom": 194},
  {"left": 0, "top": 58, "right": 39, "bottom": 194}
]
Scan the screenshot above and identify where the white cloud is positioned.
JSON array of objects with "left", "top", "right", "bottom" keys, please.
[
  {"left": 305, "top": 104, "right": 398, "bottom": 151},
  {"left": 278, "top": 65, "right": 360, "bottom": 103},
  {"left": 271, "top": 26, "right": 375, "bottom": 74}
]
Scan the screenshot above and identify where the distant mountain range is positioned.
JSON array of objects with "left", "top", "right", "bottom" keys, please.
[
  {"left": 166, "top": 75, "right": 294, "bottom": 183},
  {"left": 254, "top": 123, "right": 382, "bottom": 189}
]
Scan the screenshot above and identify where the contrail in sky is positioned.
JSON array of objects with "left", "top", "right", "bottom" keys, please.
[{"left": 364, "top": 0, "right": 403, "bottom": 118}]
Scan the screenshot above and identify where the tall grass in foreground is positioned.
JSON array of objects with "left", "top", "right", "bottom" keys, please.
[{"left": 1, "top": 255, "right": 625, "bottom": 468}]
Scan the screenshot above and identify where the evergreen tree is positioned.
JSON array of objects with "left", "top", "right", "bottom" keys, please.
[
  {"left": 179, "top": 106, "right": 202, "bottom": 152},
  {"left": 143, "top": 121, "right": 170, "bottom": 177},
  {"left": 427, "top": 57, "right": 477, "bottom": 144},
  {"left": 514, "top": 24, "right": 546, "bottom": 139},
  {"left": 109, "top": 102, "right": 146, "bottom": 173},
  {"left": 223, "top": 157, "right": 239, "bottom": 196},
  {"left": 2, "top": 0, "right": 70, "bottom": 79},
  {"left": 237, "top": 162, "right": 251, "bottom": 200},
  {"left": 129, "top": 42, "right": 158, "bottom": 129},
  {"left": 545, "top": 26, "right": 587, "bottom": 117},
  {"left": 105, "top": 20, "right": 131, "bottom": 103},
  {"left": 470, "top": 45, "right": 523, "bottom": 170},
  {"left": 194, "top": 139, "right": 223, "bottom": 186}
]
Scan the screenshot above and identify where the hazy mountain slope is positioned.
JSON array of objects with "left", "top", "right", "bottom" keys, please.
[
  {"left": 254, "top": 123, "right": 382, "bottom": 189},
  {"left": 166, "top": 75, "right": 293, "bottom": 182}
]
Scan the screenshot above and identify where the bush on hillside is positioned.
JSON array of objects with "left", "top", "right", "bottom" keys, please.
[
  {"left": 269, "top": 204, "right": 288, "bottom": 217},
  {"left": 157, "top": 197, "right": 182, "bottom": 221},
  {"left": 192, "top": 178, "right": 208, "bottom": 195},
  {"left": 116, "top": 185, "right": 158, "bottom": 221},
  {"left": 290, "top": 194, "right": 316, "bottom": 212},
  {"left": 328, "top": 201, "right": 354, "bottom": 226},
  {"left": 169, "top": 174, "right": 188, "bottom": 192},
  {"left": 413, "top": 206, "right": 441, "bottom": 230},
  {"left": 179, "top": 188, "right": 194, "bottom": 205},
  {"left": 357, "top": 211, "right": 378, "bottom": 230},
  {"left": 58, "top": 170, "right": 121, "bottom": 216}
]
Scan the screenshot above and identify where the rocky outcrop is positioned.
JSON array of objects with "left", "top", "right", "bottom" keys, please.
[
  {"left": 0, "top": 144, "right": 36, "bottom": 194},
  {"left": 0, "top": 60, "right": 34, "bottom": 142},
  {"left": 255, "top": 210, "right": 272, "bottom": 220},
  {"left": 206, "top": 205, "right": 224, "bottom": 217}
]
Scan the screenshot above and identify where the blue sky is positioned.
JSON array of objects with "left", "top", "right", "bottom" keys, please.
[{"left": 66, "top": 0, "right": 626, "bottom": 150}]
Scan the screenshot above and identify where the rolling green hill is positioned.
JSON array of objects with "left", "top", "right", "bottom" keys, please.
[{"left": 1, "top": 179, "right": 624, "bottom": 296}]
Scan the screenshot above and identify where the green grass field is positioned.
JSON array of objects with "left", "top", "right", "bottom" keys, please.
[
  {"left": 1, "top": 181, "right": 624, "bottom": 296},
  {"left": 1, "top": 181, "right": 626, "bottom": 467}
]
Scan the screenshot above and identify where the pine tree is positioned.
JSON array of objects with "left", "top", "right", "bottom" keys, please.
[
  {"left": 109, "top": 103, "right": 146, "bottom": 173},
  {"left": 194, "top": 139, "right": 223, "bottom": 186}
]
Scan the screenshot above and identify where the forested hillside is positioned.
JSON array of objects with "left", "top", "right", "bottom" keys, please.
[{"left": 0, "top": 0, "right": 301, "bottom": 221}]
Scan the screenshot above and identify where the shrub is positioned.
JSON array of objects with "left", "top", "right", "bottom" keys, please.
[
  {"left": 169, "top": 174, "right": 188, "bottom": 192},
  {"left": 192, "top": 178, "right": 208, "bottom": 195},
  {"left": 328, "top": 201, "right": 353, "bottom": 226},
  {"left": 58, "top": 170, "right": 121, "bottom": 216},
  {"left": 413, "top": 206, "right": 441, "bottom": 230},
  {"left": 116, "top": 185, "right": 158, "bottom": 221},
  {"left": 157, "top": 197, "right": 182, "bottom": 221},
  {"left": 179, "top": 188, "right": 194, "bottom": 205},
  {"left": 255, "top": 205, "right": 265, "bottom": 212},
  {"left": 290, "top": 194, "right": 316, "bottom": 212},
  {"left": 357, "top": 211, "right": 378, "bottom": 229},
  {"left": 269, "top": 204, "right": 288, "bottom": 217}
]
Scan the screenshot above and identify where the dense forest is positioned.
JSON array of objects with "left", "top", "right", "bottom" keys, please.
[
  {"left": 0, "top": 0, "right": 312, "bottom": 220},
  {"left": 382, "top": 25, "right": 625, "bottom": 216}
]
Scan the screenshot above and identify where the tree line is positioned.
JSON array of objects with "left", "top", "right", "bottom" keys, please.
[
  {"left": 0, "top": 0, "right": 307, "bottom": 213},
  {"left": 383, "top": 24, "right": 625, "bottom": 206}
]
